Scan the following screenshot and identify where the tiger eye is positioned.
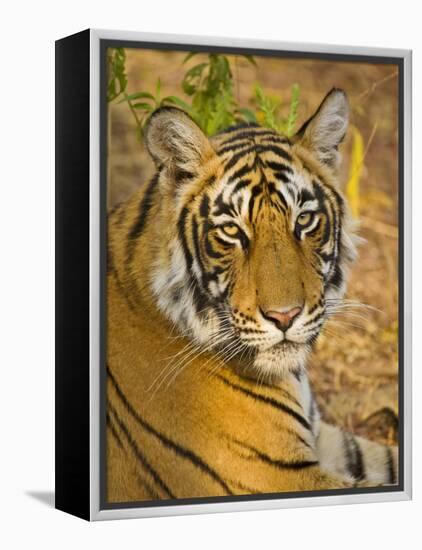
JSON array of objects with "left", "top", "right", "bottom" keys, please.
[
  {"left": 221, "top": 224, "right": 240, "bottom": 237},
  {"left": 296, "top": 211, "right": 314, "bottom": 227}
]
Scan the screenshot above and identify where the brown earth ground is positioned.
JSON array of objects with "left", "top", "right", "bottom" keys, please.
[{"left": 107, "top": 48, "right": 399, "bottom": 447}]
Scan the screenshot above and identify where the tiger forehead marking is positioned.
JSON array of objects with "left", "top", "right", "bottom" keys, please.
[
  {"left": 205, "top": 129, "right": 346, "bottom": 303},
  {"left": 141, "top": 89, "right": 356, "bottom": 380},
  {"left": 210, "top": 128, "right": 327, "bottom": 232}
]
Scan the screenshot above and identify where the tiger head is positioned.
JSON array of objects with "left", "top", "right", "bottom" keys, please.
[{"left": 144, "top": 89, "right": 357, "bottom": 380}]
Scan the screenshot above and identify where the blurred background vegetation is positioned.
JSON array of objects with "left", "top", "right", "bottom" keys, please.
[{"left": 107, "top": 47, "right": 399, "bottom": 446}]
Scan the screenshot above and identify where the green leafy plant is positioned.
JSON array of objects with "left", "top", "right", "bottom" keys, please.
[
  {"left": 118, "top": 78, "right": 174, "bottom": 141},
  {"left": 254, "top": 83, "right": 300, "bottom": 137},
  {"left": 107, "top": 48, "right": 128, "bottom": 102},
  {"left": 107, "top": 49, "right": 301, "bottom": 140},
  {"left": 179, "top": 53, "right": 239, "bottom": 135}
]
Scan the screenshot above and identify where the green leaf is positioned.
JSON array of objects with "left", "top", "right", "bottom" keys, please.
[
  {"left": 285, "top": 83, "right": 300, "bottom": 137},
  {"left": 243, "top": 55, "right": 257, "bottom": 67},
  {"left": 162, "top": 96, "right": 192, "bottom": 112},
  {"left": 253, "top": 84, "right": 281, "bottom": 131},
  {"left": 237, "top": 108, "right": 258, "bottom": 123},
  {"left": 156, "top": 78, "right": 162, "bottom": 101},
  {"left": 132, "top": 102, "right": 153, "bottom": 111},
  {"left": 182, "top": 63, "right": 207, "bottom": 95},
  {"left": 183, "top": 52, "right": 199, "bottom": 64},
  {"left": 106, "top": 48, "right": 128, "bottom": 102},
  {"left": 118, "top": 91, "right": 154, "bottom": 103}
]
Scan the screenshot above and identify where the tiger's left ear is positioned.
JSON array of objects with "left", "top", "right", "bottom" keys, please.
[
  {"left": 293, "top": 88, "right": 349, "bottom": 169},
  {"left": 144, "top": 107, "right": 215, "bottom": 177}
]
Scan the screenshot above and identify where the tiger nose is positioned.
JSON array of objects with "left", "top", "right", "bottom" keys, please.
[{"left": 262, "top": 307, "right": 302, "bottom": 331}]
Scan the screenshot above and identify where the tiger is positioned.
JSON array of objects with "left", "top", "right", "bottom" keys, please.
[{"left": 106, "top": 88, "right": 398, "bottom": 504}]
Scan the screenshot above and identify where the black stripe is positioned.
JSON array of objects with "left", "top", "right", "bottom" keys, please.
[
  {"left": 108, "top": 404, "right": 174, "bottom": 498},
  {"left": 108, "top": 202, "right": 121, "bottom": 216},
  {"left": 292, "top": 369, "right": 302, "bottom": 382},
  {"left": 177, "top": 206, "right": 194, "bottom": 269},
  {"left": 205, "top": 234, "right": 225, "bottom": 258},
  {"left": 307, "top": 300, "right": 323, "bottom": 316},
  {"left": 232, "top": 179, "right": 252, "bottom": 198},
  {"left": 296, "top": 433, "right": 314, "bottom": 450},
  {"left": 223, "top": 146, "right": 257, "bottom": 171},
  {"left": 248, "top": 185, "right": 262, "bottom": 222},
  {"left": 265, "top": 160, "right": 294, "bottom": 174},
  {"left": 231, "top": 439, "right": 317, "bottom": 470},
  {"left": 241, "top": 376, "right": 301, "bottom": 408},
  {"left": 126, "top": 174, "right": 158, "bottom": 265},
  {"left": 116, "top": 207, "right": 126, "bottom": 227},
  {"left": 191, "top": 281, "right": 210, "bottom": 315},
  {"left": 240, "top": 327, "right": 267, "bottom": 334},
  {"left": 231, "top": 178, "right": 252, "bottom": 195},
  {"left": 199, "top": 193, "right": 210, "bottom": 219},
  {"left": 313, "top": 182, "right": 332, "bottom": 245},
  {"left": 173, "top": 168, "right": 194, "bottom": 184},
  {"left": 228, "top": 163, "right": 254, "bottom": 184},
  {"left": 315, "top": 180, "right": 343, "bottom": 288},
  {"left": 217, "top": 122, "right": 260, "bottom": 135},
  {"left": 136, "top": 474, "right": 161, "bottom": 499},
  {"left": 177, "top": 205, "right": 210, "bottom": 313},
  {"left": 109, "top": 266, "right": 139, "bottom": 315},
  {"left": 219, "top": 129, "right": 277, "bottom": 147},
  {"left": 325, "top": 182, "right": 345, "bottom": 216},
  {"left": 192, "top": 216, "right": 221, "bottom": 289},
  {"left": 343, "top": 431, "right": 365, "bottom": 481},
  {"left": 312, "top": 180, "right": 339, "bottom": 285},
  {"left": 386, "top": 446, "right": 396, "bottom": 484},
  {"left": 272, "top": 189, "right": 288, "bottom": 210},
  {"left": 299, "top": 188, "right": 315, "bottom": 205},
  {"left": 213, "top": 191, "right": 237, "bottom": 217},
  {"left": 228, "top": 479, "right": 261, "bottom": 494},
  {"left": 274, "top": 171, "right": 291, "bottom": 183},
  {"left": 238, "top": 228, "right": 250, "bottom": 251},
  {"left": 308, "top": 397, "right": 317, "bottom": 433},
  {"left": 109, "top": 203, "right": 126, "bottom": 227},
  {"left": 260, "top": 144, "right": 293, "bottom": 162},
  {"left": 215, "top": 374, "right": 311, "bottom": 431},
  {"left": 108, "top": 367, "right": 233, "bottom": 495},
  {"left": 314, "top": 179, "right": 342, "bottom": 244},
  {"left": 214, "top": 235, "right": 234, "bottom": 248},
  {"left": 106, "top": 412, "right": 124, "bottom": 450},
  {"left": 218, "top": 141, "right": 255, "bottom": 156},
  {"left": 191, "top": 214, "right": 206, "bottom": 275},
  {"left": 328, "top": 264, "right": 343, "bottom": 289},
  {"left": 204, "top": 175, "right": 216, "bottom": 186},
  {"left": 317, "top": 251, "right": 335, "bottom": 263},
  {"left": 259, "top": 136, "right": 291, "bottom": 146}
]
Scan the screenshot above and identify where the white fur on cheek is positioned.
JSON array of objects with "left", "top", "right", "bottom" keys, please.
[{"left": 149, "top": 237, "right": 217, "bottom": 345}]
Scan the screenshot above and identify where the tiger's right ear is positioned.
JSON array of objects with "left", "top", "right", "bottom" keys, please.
[
  {"left": 293, "top": 88, "right": 349, "bottom": 170},
  {"left": 144, "top": 107, "right": 215, "bottom": 176}
]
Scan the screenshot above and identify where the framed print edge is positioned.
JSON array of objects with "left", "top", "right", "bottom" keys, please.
[{"left": 55, "top": 28, "right": 412, "bottom": 521}]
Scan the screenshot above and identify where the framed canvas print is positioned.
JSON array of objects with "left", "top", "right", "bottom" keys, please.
[{"left": 55, "top": 29, "right": 412, "bottom": 521}]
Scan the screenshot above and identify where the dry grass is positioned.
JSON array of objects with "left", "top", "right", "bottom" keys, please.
[{"left": 107, "top": 49, "right": 399, "bottom": 446}]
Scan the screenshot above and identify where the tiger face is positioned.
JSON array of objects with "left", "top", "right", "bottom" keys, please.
[{"left": 145, "top": 89, "right": 357, "bottom": 380}]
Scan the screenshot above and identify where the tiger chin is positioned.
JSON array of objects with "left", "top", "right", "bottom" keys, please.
[{"left": 107, "top": 88, "right": 398, "bottom": 504}]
